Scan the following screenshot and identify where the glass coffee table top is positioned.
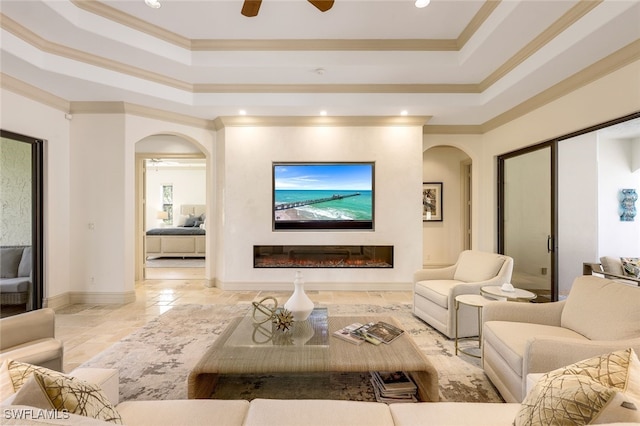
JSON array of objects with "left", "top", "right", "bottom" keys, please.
[{"left": 224, "top": 308, "right": 330, "bottom": 348}]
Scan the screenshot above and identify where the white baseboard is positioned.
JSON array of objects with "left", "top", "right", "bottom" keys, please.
[
  {"left": 68, "top": 291, "right": 136, "bottom": 305},
  {"left": 44, "top": 292, "right": 71, "bottom": 310},
  {"left": 214, "top": 278, "right": 412, "bottom": 292}
]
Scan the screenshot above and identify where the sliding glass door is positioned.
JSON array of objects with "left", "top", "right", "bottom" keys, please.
[
  {"left": 498, "top": 142, "right": 557, "bottom": 302},
  {"left": 0, "top": 130, "right": 44, "bottom": 315}
]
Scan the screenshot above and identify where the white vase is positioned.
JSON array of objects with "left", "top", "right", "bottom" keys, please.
[{"left": 284, "top": 271, "right": 314, "bottom": 322}]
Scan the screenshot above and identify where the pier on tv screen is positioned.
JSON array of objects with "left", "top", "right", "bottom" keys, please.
[{"left": 273, "top": 162, "right": 374, "bottom": 230}]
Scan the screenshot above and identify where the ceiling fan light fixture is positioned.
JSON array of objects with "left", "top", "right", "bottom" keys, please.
[
  {"left": 415, "top": 0, "right": 430, "bottom": 8},
  {"left": 144, "top": 0, "right": 161, "bottom": 9}
]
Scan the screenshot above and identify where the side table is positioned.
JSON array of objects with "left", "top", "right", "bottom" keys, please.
[
  {"left": 454, "top": 294, "right": 494, "bottom": 358},
  {"left": 481, "top": 285, "right": 536, "bottom": 301}
]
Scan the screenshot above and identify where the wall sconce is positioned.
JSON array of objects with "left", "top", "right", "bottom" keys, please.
[{"left": 619, "top": 189, "right": 637, "bottom": 222}]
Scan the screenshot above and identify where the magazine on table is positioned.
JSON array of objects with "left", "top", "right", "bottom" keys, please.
[
  {"left": 332, "top": 322, "right": 366, "bottom": 345},
  {"left": 370, "top": 371, "right": 417, "bottom": 403},
  {"left": 350, "top": 322, "right": 382, "bottom": 345},
  {"left": 364, "top": 321, "right": 405, "bottom": 344}
]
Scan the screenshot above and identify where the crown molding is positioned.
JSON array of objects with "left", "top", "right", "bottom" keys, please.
[
  {"left": 0, "top": 14, "right": 193, "bottom": 92},
  {"left": 213, "top": 116, "right": 431, "bottom": 130},
  {"left": 457, "top": 0, "right": 501, "bottom": 49},
  {"left": 481, "top": 38, "right": 640, "bottom": 133},
  {"left": 71, "top": 0, "right": 190, "bottom": 49},
  {"left": 72, "top": 0, "right": 494, "bottom": 52},
  {"left": 423, "top": 125, "right": 484, "bottom": 135},
  {"left": 193, "top": 83, "right": 478, "bottom": 94},
  {"left": 479, "top": 0, "right": 602, "bottom": 91},
  {"left": 70, "top": 101, "right": 214, "bottom": 129},
  {"left": 0, "top": 73, "right": 70, "bottom": 112}
]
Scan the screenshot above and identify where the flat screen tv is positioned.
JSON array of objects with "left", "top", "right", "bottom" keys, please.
[{"left": 273, "top": 162, "right": 375, "bottom": 230}]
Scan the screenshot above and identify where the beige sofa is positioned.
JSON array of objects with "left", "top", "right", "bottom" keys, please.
[
  {"left": 482, "top": 275, "right": 640, "bottom": 403},
  {"left": 1, "top": 366, "right": 525, "bottom": 426},
  {"left": 413, "top": 250, "right": 513, "bottom": 339},
  {"left": 4, "top": 366, "right": 638, "bottom": 425},
  {"left": 0, "top": 308, "right": 63, "bottom": 371}
]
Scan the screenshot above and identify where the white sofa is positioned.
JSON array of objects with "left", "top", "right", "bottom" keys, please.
[
  {"left": 1, "top": 366, "right": 525, "bottom": 426},
  {"left": 2, "top": 365, "right": 637, "bottom": 425},
  {"left": 482, "top": 275, "right": 640, "bottom": 403}
]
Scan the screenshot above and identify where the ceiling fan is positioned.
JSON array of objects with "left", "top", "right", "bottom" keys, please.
[{"left": 241, "top": 0, "right": 334, "bottom": 17}]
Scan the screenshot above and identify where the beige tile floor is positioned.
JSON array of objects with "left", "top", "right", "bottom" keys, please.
[{"left": 56, "top": 268, "right": 413, "bottom": 373}]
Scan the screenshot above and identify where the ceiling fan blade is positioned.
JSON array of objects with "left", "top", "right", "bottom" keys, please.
[
  {"left": 241, "top": 0, "right": 262, "bottom": 17},
  {"left": 308, "top": 0, "right": 334, "bottom": 12}
]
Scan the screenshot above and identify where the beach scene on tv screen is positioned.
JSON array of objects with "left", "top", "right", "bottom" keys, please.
[{"left": 274, "top": 163, "right": 373, "bottom": 222}]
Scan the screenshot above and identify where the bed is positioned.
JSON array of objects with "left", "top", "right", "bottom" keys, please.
[{"left": 145, "top": 204, "right": 206, "bottom": 259}]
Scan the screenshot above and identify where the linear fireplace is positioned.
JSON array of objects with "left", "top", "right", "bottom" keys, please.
[{"left": 253, "top": 245, "right": 393, "bottom": 268}]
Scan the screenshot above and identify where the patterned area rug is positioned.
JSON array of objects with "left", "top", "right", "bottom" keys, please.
[{"left": 81, "top": 304, "right": 502, "bottom": 403}]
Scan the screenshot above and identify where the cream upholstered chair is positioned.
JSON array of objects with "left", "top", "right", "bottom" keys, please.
[
  {"left": 0, "top": 308, "right": 63, "bottom": 371},
  {"left": 413, "top": 250, "right": 513, "bottom": 339},
  {"left": 482, "top": 275, "right": 640, "bottom": 403}
]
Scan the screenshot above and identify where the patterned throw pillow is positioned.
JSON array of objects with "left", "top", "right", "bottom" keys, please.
[
  {"left": 30, "top": 371, "right": 123, "bottom": 424},
  {"left": 7, "top": 361, "right": 122, "bottom": 424},
  {"left": 621, "top": 257, "right": 640, "bottom": 278},
  {"left": 7, "top": 360, "right": 68, "bottom": 392},
  {"left": 514, "top": 348, "right": 640, "bottom": 426}
]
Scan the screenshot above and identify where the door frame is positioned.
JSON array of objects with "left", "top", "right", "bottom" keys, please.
[
  {"left": 0, "top": 129, "right": 45, "bottom": 310},
  {"left": 497, "top": 141, "right": 558, "bottom": 302}
]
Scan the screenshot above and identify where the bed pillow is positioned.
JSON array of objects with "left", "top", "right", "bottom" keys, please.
[
  {"left": 514, "top": 348, "right": 640, "bottom": 426},
  {"left": 183, "top": 214, "right": 197, "bottom": 227}
]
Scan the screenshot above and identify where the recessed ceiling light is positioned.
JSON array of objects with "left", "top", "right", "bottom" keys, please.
[
  {"left": 401, "top": 110, "right": 408, "bottom": 116},
  {"left": 145, "top": 0, "right": 161, "bottom": 9},
  {"left": 415, "top": 0, "right": 430, "bottom": 8},
  {"left": 239, "top": 109, "right": 247, "bottom": 116},
  {"left": 320, "top": 110, "right": 327, "bottom": 116}
]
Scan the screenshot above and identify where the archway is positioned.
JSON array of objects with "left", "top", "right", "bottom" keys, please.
[
  {"left": 135, "top": 134, "right": 207, "bottom": 281},
  {"left": 422, "top": 145, "right": 472, "bottom": 266}
]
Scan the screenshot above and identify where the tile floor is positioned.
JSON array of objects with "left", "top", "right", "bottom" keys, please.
[{"left": 56, "top": 269, "right": 413, "bottom": 373}]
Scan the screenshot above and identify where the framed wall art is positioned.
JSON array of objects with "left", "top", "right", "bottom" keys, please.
[{"left": 422, "top": 182, "right": 443, "bottom": 222}]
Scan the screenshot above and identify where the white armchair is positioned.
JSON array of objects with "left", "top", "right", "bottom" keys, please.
[
  {"left": 413, "top": 250, "right": 513, "bottom": 339},
  {"left": 482, "top": 275, "right": 640, "bottom": 403}
]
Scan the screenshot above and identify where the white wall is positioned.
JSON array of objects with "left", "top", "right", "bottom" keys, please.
[
  {"left": 215, "top": 125, "right": 424, "bottom": 290},
  {"left": 0, "top": 89, "right": 72, "bottom": 303},
  {"left": 422, "top": 146, "right": 470, "bottom": 265},
  {"left": 2, "top": 58, "right": 639, "bottom": 303},
  {"left": 558, "top": 132, "right": 599, "bottom": 294},
  {"left": 597, "top": 136, "right": 640, "bottom": 257}
]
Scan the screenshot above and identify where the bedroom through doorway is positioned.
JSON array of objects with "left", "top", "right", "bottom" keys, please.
[{"left": 140, "top": 155, "right": 207, "bottom": 281}]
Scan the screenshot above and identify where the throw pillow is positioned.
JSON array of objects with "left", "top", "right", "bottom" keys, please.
[
  {"left": 514, "top": 348, "right": 640, "bottom": 426},
  {"left": 7, "top": 361, "right": 68, "bottom": 392},
  {"left": 183, "top": 214, "right": 196, "bottom": 227},
  {"left": 0, "top": 361, "right": 14, "bottom": 401},
  {"left": 621, "top": 257, "right": 640, "bottom": 278},
  {"left": 30, "top": 371, "right": 122, "bottom": 424},
  {"left": 11, "top": 374, "right": 55, "bottom": 409}
]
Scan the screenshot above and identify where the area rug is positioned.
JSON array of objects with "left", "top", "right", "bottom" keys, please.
[{"left": 80, "top": 303, "right": 502, "bottom": 403}]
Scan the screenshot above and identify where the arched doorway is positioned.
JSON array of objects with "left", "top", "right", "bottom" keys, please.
[
  {"left": 422, "top": 146, "right": 472, "bottom": 266},
  {"left": 135, "top": 135, "right": 207, "bottom": 281}
]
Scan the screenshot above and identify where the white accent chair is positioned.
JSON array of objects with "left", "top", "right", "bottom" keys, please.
[
  {"left": 413, "top": 250, "right": 514, "bottom": 339},
  {"left": 0, "top": 308, "right": 63, "bottom": 371},
  {"left": 482, "top": 275, "right": 640, "bottom": 403}
]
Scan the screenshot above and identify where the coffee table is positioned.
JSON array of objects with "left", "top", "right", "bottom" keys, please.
[{"left": 188, "top": 309, "right": 439, "bottom": 402}]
